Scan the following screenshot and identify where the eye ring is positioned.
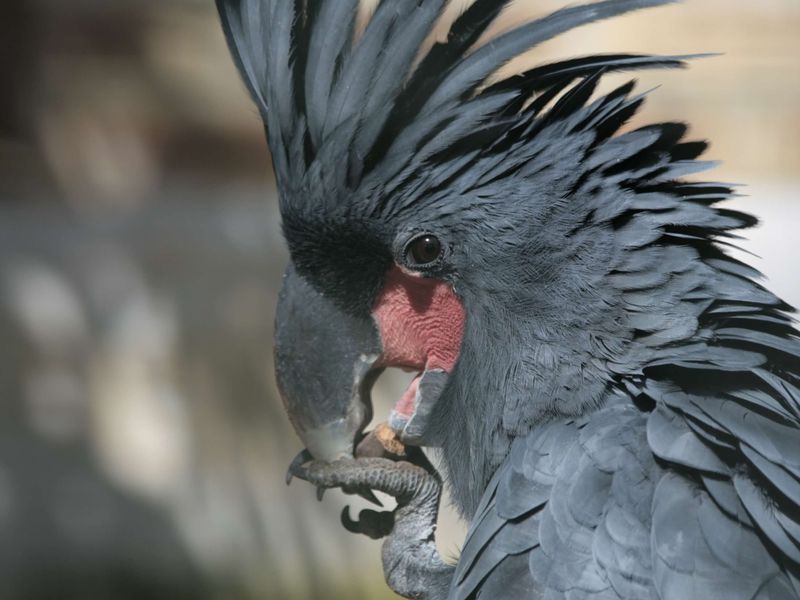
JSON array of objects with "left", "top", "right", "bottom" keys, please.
[{"left": 405, "top": 234, "right": 443, "bottom": 267}]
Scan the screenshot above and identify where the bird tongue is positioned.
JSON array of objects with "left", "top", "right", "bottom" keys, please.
[
  {"left": 393, "top": 373, "right": 422, "bottom": 419},
  {"left": 388, "top": 369, "right": 449, "bottom": 444}
]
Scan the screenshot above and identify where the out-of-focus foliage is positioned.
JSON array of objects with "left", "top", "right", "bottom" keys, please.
[{"left": 0, "top": 1, "right": 797, "bottom": 599}]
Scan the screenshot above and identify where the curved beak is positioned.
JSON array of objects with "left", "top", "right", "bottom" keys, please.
[{"left": 274, "top": 266, "right": 383, "bottom": 461}]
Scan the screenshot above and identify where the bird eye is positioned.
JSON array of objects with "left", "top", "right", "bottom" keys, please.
[{"left": 407, "top": 234, "right": 442, "bottom": 266}]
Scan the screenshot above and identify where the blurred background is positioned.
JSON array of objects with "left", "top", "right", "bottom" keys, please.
[{"left": 0, "top": 1, "right": 797, "bottom": 598}]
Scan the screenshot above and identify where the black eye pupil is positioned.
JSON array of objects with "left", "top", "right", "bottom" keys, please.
[{"left": 409, "top": 235, "right": 441, "bottom": 265}]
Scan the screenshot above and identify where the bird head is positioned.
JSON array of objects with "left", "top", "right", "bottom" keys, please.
[
  {"left": 272, "top": 96, "right": 620, "bottom": 459},
  {"left": 217, "top": 1, "right": 755, "bottom": 510}
]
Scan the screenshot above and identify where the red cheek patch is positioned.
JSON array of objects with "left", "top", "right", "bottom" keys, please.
[{"left": 372, "top": 266, "right": 465, "bottom": 375}]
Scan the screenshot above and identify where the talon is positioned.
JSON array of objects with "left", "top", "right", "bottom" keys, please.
[
  {"left": 341, "top": 505, "right": 358, "bottom": 533},
  {"left": 286, "top": 449, "right": 313, "bottom": 484},
  {"left": 341, "top": 485, "right": 382, "bottom": 507},
  {"left": 341, "top": 506, "right": 395, "bottom": 540},
  {"left": 316, "top": 485, "right": 326, "bottom": 501},
  {"left": 358, "top": 489, "right": 382, "bottom": 506}
]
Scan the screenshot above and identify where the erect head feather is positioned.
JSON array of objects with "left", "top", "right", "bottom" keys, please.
[{"left": 216, "top": 0, "right": 688, "bottom": 209}]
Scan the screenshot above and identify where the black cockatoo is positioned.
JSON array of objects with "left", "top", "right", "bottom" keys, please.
[{"left": 216, "top": 1, "right": 800, "bottom": 598}]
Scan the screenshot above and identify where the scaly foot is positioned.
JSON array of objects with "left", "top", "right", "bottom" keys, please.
[{"left": 288, "top": 452, "right": 454, "bottom": 600}]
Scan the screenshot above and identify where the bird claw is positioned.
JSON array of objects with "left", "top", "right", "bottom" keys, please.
[
  {"left": 287, "top": 455, "right": 395, "bottom": 496},
  {"left": 340, "top": 486, "right": 382, "bottom": 506},
  {"left": 284, "top": 453, "right": 441, "bottom": 539},
  {"left": 286, "top": 449, "right": 313, "bottom": 485},
  {"left": 284, "top": 451, "right": 453, "bottom": 597},
  {"left": 341, "top": 505, "right": 395, "bottom": 540}
]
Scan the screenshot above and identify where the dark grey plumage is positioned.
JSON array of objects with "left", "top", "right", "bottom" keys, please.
[{"left": 216, "top": 1, "right": 800, "bottom": 598}]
